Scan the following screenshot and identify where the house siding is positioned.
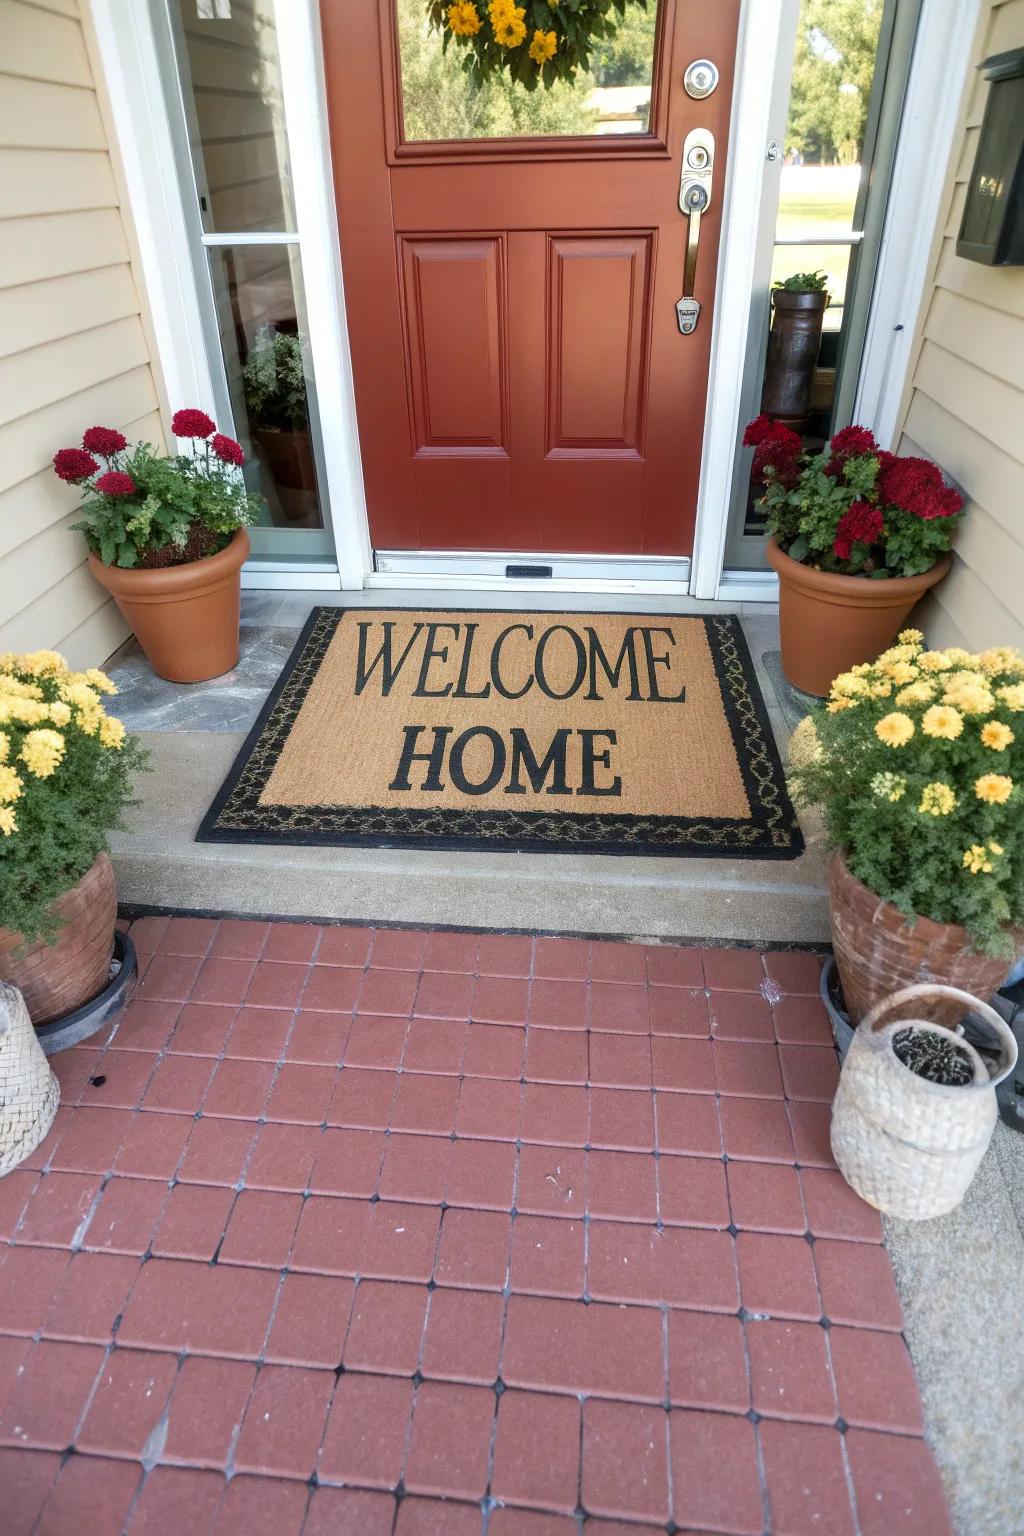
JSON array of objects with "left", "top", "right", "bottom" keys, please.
[
  {"left": 0, "top": 0, "right": 164, "bottom": 670},
  {"left": 895, "top": 0, "right": 1024, "bottom": 651}
]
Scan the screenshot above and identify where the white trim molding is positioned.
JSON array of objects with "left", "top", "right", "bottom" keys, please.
[
  {"left": 853, "top": 0, "right": 983, "bottom": 448},
  {"left": 689, "top": 0, "right": 800, "bottom": 600},
  {"left": 87, "top": 0, "right": 218, "bottom": 434}
]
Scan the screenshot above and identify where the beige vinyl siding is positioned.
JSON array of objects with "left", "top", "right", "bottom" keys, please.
[
  {"left": 0, "top": 0, "right": 165, "bottom": 670},
  {"left": 895, "top": 0, "right": 1024, "bottom": 651}
]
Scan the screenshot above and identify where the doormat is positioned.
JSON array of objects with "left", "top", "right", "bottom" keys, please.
[{"left": 197, "top": 608, "right": 803, "bottom": 859}]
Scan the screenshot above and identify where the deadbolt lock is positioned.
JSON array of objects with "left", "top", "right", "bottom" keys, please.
[{"left": 683, "top": 59, "right": 719, "bottom": 99}]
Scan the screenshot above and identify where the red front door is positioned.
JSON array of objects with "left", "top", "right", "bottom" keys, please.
[{"left": 322, "top": 0, "right": 739, "bottom": 556}]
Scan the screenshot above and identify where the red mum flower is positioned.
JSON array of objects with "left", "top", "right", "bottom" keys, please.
[
  {"left": 94, "top": 470, "right": 137, "bottom": 498},
  {"left": 833, "top": 499, "right": 883, "bottom": 561},
  {"left": 171, "top": 407, "right": 216, "bottom": 439},
  {"left": 82, "top": 426, "right": 128, "bottom": 456},
  {"left": 212, "top": 433, "right": 245, "bottom": 467},
  {"left": 877, "top": 454, "right": 963, "bottom": 521},
  {"left": 825, "top": 424, "right": 878, "bottom": 476},
  {"left": 742, "top": 413, "right": 777, "bottom": 447},
  {"left": 751, "top": 421, "right": 804, "bottom": 488},
  {"left": 53, "top": 447, "right": 99, "bottom": 483}
]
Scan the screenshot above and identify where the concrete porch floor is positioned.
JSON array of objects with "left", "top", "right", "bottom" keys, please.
[{"left": 105, "top": 593, "right": 829, "bottom": 945}]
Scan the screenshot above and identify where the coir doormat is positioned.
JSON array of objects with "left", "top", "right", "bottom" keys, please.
[{"left": 197, "top": 608, "right": 803, "bottom": 859}]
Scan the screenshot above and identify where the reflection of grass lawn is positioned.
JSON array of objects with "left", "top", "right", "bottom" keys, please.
[{"left": 774, "top": 190, "right": 858, "bottom": 329}]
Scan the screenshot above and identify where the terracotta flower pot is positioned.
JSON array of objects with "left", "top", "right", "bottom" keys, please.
[
  {"left": 828, "top": 852, "right": 1021, "bottom": 1028},
  {"left": 89, "top": 528, "right": 249, "bottom": 684},
  {"left": 0, "top": 853, "right": 117, "bottom": 1027},
  {"left": 765, "top": 536, "right": 952, "bottom": 698},
  {"left": 761, "top": 289, "right": 829, "bottom": 429}
]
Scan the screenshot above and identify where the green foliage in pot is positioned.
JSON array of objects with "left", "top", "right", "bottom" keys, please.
[
  {"left": 773, "top": 270, "right": 829, "bottom": 293},
  {"left": 0, "top": 652, "right": 146, "bottom": 944},
  {"left": 788, "top": 633, "right": 1024, "bottom": 954},
  {"left": 53, "top": 412, "right": 260, "bottom": 570},
  {"left": 743, "top": 417, "right": 963, "bottom": 579},
  {"left": 242, "top": 328, "right": 310, "bottom": 434}
]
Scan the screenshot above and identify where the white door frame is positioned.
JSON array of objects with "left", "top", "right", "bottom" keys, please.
[{"left": 89, "top": 0, "right": 796, "bottom": 600}]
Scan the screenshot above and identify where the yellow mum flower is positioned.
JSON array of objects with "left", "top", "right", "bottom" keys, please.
[
  {"left": 919, "top": 650, "right": 954, "bottom": 673},
  {"left": 871, "top": 771, "right": 906, "bottom": 803},
  {"left": 528, "top": 27, "right": 557, "bottom": 62},
  {"left": 922, "top": 705, "right": 963, "bottom": 740},
  {"left": 0, "top": 765, "right": 23, "bottom": 803},
  {"left": 979, "top": 647, "right": 1022, "bottom": 676},
  {"left": 878, "top": 644, "right": 917, "bottom": 667},
  {"left": 884, "top": 661, "right": 918, "bottom": 686},
  {"left": 48, "top": 701, "right": 72, "bottom": 727},
  {"left": 447, "top": 1, "right": 482, "bottom": 34},
  {"left": 0, "top": 731, "right": 7, "bottom": 764},
  {"left": 981, "top": 721, "right": 1014, "bottom": 751},
  {"left": 898, "top": 629, "right": 924, "bottom": 646},
  {"left": 944, "top": 648, "right": 975, "bottom": 668},
  {"left": 76, "top": 707, "right": 102, "bottom": 737},
  {"left": 19, "top": 650, "right": 67, "bottom": 677},
  {"left": 869, "top": 679, "right": 893, "bottom": 699},
  {"left": 830, "top": 672, "right": 868, "bottom": 698},
  {"left": 875, "top": 712, "right": 915, "bottom": 748},
  {"left": 0, "top": 697, "right": 49, "bottom": 726},
  {"left": 20, "top": 728, "right": 66, "bottom": 779},
  {"left": 963, "top": 843, "right": 996, "bottom": 875},
  {"left": 944, "top": 681, "right": 995, "bottom": 716},
  {"left": 997, "top": 684, "right": 1024, "bottom": 712},
  {"left": 99, "top": 715, "right": 126, "bottom": 750},
  {"left": 919, "top": 782, "right": 957, "bottom": 816},
  {"left": 0, "top": 806, "right": 16, "bottom": 837},
  {"left": 827, "top": 698, "right": 855, "bottom": 713},
  {"left": 975, "top": 773, "right": 1013, "bottom": 805},
  {"left": 895, "top": 681, "right": 936, "bottom": 707},
  {"left": 0, "top": 674, "right": 44, "bottom": 700},
  {"left": 84, "top": 668, "right": 117, "bottom": 696},
  {"left": 61, "top": 681, "right": 100, "bottom": 709}
]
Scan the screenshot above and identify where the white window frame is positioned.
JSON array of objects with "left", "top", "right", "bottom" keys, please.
[{"left": 88, "top": 0, "right": 803, "bottom": 600}]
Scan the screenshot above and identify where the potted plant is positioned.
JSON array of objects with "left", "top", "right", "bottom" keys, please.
[
  {"left": 746, "top": 416, "right": 962, "bottom": 695},
  {"left": 0, "top": 651, "right": 146, "bottom": 1024},
  {"left": 788, "top": 632, "right": 1024, "bottom": 1026},
  {"left": 241, "top": 328, "right": 317, "bottom": 520},
  {"left": 53, "top": 411, "right": 260, "bottom": 684},
  {"left": 761, "top": 271, "right": 829, "bottom": 428}
]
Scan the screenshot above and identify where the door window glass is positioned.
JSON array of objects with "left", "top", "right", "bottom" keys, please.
[
  {"left": 397, "top": 0, "right": 660, "bottom": 142},
  {"left": 174, "top": 0, "right": 295, "bottom": 234}
]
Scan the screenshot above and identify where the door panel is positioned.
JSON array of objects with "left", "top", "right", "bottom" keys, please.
[
  {"left": 547, "top": 235, "right": 651, "bottom": 453},
  {"left": 321, "top": 0, "right": 740, "bottom": 557}
]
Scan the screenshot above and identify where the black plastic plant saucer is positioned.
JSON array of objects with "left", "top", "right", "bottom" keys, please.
[{"left": 34, "top": 930, "right": 138, "bottom": 1057}]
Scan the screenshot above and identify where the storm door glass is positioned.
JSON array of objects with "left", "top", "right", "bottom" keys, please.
[
  {"left": 164, "top": 0, "right": 334, "bottom": 561},
  {"left": 397, "top": 0, "right": 661, "bottom": 141}
]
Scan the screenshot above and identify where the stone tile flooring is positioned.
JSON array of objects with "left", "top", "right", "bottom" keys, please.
[{"left": 0, "top": 919, "right": 951, "bottom": 1535}]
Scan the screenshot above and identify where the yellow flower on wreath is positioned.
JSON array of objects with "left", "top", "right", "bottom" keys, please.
[
  {"left": 447, "top": 1, "right": 482, "bottom": 35},
  {"left": 919, "top": 782, "right": 956, "bottom": 816},
  {"left": 921, "top": 704, "right": 963, "bottom": 741},
  {"left": 875, "top": 712, "right": 914, "bottom": 748},
  {"left": 981, "top": 721, "right": 1014, "bottom": 752},
  {"left": 489, "top": 0, "right": 526, "bottom": 46},
  {"left": 20, "top": 728, "right": 65, "bottom": 779},
  {"left": 528, "top": 27, "right": 557, "bottom": 63},
  {"left": 975, "top": 773, "right": 1013, "bottom": 806}
]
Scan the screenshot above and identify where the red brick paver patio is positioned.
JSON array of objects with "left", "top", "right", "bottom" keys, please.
[{"left": 0, "top": 918, "right": 951, "bottom": 1535}]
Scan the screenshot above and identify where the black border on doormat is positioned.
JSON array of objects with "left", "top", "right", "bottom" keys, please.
[{"left": 195, "top": 607, "right": 804, "bottom": 860}]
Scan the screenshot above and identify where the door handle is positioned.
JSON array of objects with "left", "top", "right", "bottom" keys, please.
[{"left": 677, "top": 128, "right": 714, "bottom": 335}]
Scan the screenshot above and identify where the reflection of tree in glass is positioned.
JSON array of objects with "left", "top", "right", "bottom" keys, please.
[
  {"left": 787, "top": 0, "right": 883, "bottom": 165},
  {"left": 398, "top": 0, "right": 657, "bottom": 141}
]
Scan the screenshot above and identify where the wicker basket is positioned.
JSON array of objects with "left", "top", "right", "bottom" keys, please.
[
  {"left": 830, "top": 984, "right": 1018, "bottom": 1220},
  {"left": 0, "top": 982, "right": 59, "bottom": 1177}
]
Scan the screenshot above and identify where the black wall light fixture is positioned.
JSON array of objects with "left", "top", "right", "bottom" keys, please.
[{"left": 956, "top": 47, "right": 1024, "bottom": 267}]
